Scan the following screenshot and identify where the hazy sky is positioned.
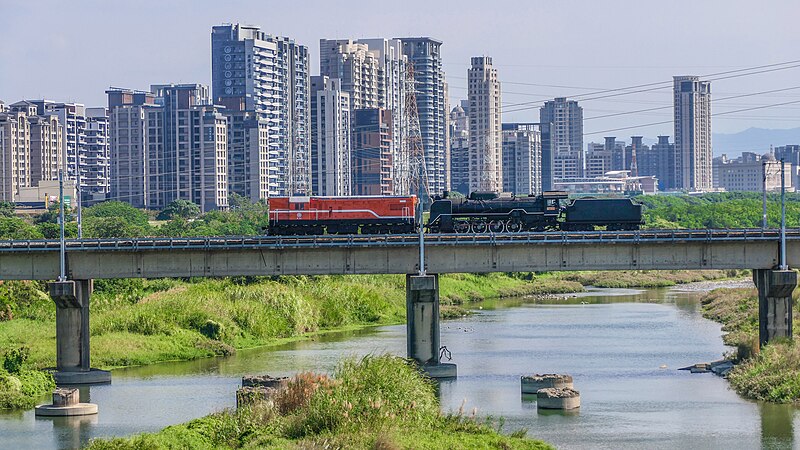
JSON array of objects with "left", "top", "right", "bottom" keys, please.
[{"left": 2, "top": 0, "right": 799, "bottom": 141}]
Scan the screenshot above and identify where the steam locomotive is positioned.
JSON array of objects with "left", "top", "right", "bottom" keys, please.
[{"left": 267, "top": 191, "right": 643, "bottom": 235}]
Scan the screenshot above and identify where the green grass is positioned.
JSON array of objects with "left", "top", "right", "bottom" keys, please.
[{"left": 84, "top": 355, "right": 553, "bottom": 450}]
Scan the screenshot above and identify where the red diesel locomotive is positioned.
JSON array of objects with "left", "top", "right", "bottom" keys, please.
[{"left": 268, "top": 195, "right": 417, "bottom": 235}]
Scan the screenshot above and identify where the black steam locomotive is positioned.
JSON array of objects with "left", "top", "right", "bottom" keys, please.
[{"left": 426, "top": 191, "right": 642, "bottom": 233}]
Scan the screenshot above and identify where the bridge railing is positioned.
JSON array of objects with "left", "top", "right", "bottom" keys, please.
[{"left": 0, "top": 228, "right": 787, "bottom": 253}]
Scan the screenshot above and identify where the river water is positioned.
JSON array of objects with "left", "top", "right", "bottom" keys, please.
[{"left": 1, "top": 284, "right": 798, "bottom": 449}]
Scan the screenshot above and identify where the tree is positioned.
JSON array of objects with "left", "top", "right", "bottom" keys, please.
[
  {"left": 157, "top": 200, "right": 201, "bottom": 221},
  {"left": 0, "top": 217, "right": 44, "bottom": 239},
  {"left": 0, "top": 202, "right": 15, "bottom": 218},
  {"left": 84, "top": 201, "right": 150, "bottom": 228},
  {"left": 84, "top": 216, "right": 148, "bottom": 238}
]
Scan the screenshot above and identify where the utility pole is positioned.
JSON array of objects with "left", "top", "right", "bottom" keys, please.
[
  {"left": 780, "top": 157, "right": 787, "bottom": 270},
  {"left": 762, "top": 159, "right": 768, "bottom": 228},
  {"left": 58, "top": 170, "right": 66, "bottom": 282}
]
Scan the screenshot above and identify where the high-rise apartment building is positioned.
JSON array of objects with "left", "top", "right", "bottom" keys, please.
[
  {"left": 225, "top": 110, "right": 271, "bottom": 201},
  {"left": 83, "top": 108, "right": 110, "bottom": 203},
  {"left": 502, "top": 123, "right": 542, "bottom": 196},
  {"left": 212, "top": 24, "right": 310, "bottom": 195},
  {"left": 310, "top": 76, "right": 351, "bottom": 196},
  {"left": 319, "top": 38, "right": 407, "bottom": 194},
  {"left": 28, "top": 114, "right": 63, "bottom": 188},
  {"left": 467, "top": 56, "right": 502, "bottom": 193},
  {"left": 400, "top": 37, "right": 448, "bottom": 195},
  {"left": 24, "top": 101, "right": 111, "bottom": 204},
  {"left": 351, "top": 108, "right": 393, "bottom": 195},
  {"left": 106, "top": 88, "right": 159, "bottom": 209},
  {"left": 585, "top": 142, "right": 611, "bottom": 179},
  {"left": 648, "top": 135, "right": 675, "bottom": 190},
  {"left": 150, "top": 84, "right": 228, "bottom": 211},
  {"left": 107, "top": 85, "right": 228, "bottom": 212},
  {"left": 0, "top": 103, "right": 68, "bottom": 202},
  {"left": 674, "top": 76, "right": 712, "bottom": 191},
  {"left": 540, "top": 98, "right": 583, "bottom": 183},
  {"left": 449, "top": 101, "right": 470, "bottom": 195},
  {"left": 0, "top": 110, "right": 31, "bottom": 202}
]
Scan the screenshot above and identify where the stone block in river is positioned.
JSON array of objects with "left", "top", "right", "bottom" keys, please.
[
  {"left": 236, "top": 386, "right": 278, "bottom": 408},
  {"left": 537, "top": 387, "right": 581, "bottom": 410},
  {"left": 242, "top": 375, "right": 289, "bottom": 389},
  {"left": 52, "top": 388, "right": 79, "bottom": 407},
  {"left": 520, "top": 374, "right": 573, "bottom": 394}
]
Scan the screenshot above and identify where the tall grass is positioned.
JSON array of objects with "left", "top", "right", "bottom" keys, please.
[{"left": 85, "top": 355, "right": 553, "bottom": 450}]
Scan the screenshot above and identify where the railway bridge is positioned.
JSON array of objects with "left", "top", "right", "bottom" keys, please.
[{"left": 1, "top": 228, "right": 797, "bottom": 382}]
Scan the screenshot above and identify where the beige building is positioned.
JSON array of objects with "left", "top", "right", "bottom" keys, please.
[
  {"left": 467, "top": 56, "right": 502, "bottom": 192},
  {"left": 713, "top": 152, "right": 794, "bottom": 192},
  {"left": 0, "top": 110, "right": 31, "bottom": 202},
  {"left": 0, "top": 105, "right": 65, "bottom": 202}
]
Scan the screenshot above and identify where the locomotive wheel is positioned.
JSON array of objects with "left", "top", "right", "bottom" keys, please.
[
  {"left": 506, "top": 220, "right": 523, "bottom": 233},
  {"left": 489, "top": 220, "right": 505, "bottom": 233},
  {"left": 454, "top": 221, "right": 470, "bottom": 234},
  {"left": 471, "top": 221, "right": 488, "bottom": 233}
]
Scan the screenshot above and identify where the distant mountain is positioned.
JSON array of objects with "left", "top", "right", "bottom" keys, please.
[{"left": 713, "top": 127, "right": 800, "bottom": 157}]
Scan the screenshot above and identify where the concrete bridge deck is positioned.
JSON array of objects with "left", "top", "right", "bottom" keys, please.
[{"left": 1, "top": 228, "right": 799, "bottom": 280}]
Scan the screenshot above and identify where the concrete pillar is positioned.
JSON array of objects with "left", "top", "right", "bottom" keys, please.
[
  {"left": 48, "top": 280, "right": 111, "bottom": 385},
  {"left": 753, "top": 269, "right": 797, "bottom": 346},
  {"left": 406, "top": 274, "right": 456, "bottom": 378}
]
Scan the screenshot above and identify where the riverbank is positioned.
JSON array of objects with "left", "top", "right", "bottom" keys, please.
[
  {"left": 700, "top": 285, "right": 800, "bottom": 403},
  {"left": 85, "top": 355, "right": 553, "bottom": 450}
]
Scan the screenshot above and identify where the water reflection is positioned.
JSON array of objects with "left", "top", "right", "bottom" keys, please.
[{"left": 760, "top": 401, "right": 794, "bottom": 449}]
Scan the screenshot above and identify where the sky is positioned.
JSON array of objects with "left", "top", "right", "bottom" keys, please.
[{"left": 1, "top": 0, "right": 799, "bottom": 140}]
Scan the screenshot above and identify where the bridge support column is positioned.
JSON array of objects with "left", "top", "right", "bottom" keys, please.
[
  {"left": 753, "top": 269, "right": 797, "bottom": 346},
  {"left": 406, "top": 274, "right": 456, "bottom": 379},
  {"left": 48, "top": 280, "right": 111, "bottom": 385}
]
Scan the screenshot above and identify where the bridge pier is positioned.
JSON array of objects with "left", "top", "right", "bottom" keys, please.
[
  {"left": 753, "top": 269, "right": 797, "bottom": 346},
  {"left": 48, "top": 280, "right": 111, "bottom": 385},
  {"left": 406, "top": 274, "right": 457, "bottom": 379}
]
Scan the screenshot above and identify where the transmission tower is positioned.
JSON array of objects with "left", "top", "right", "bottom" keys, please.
[{"left": 402, "top": 63, "right": 431, "bottom": 205}]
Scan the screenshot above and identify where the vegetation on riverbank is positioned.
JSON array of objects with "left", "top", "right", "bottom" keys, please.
[
  {"left": 0, "top": 347, "right": 55, "bottom": 409},
  {"left": 701, "top": 286, "right": 800, "bottom": 403},
  {"left": 0, "top": 272, "right": 581, "bottom": 375},
  {"left": 554, "top": 269, "right": 742, "bottom": 289},
  {"left": 86, "top": 354, "right": 552, "bottom": 450}
]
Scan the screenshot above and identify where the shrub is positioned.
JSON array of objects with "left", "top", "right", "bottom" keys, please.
[{"left": 3, "top": 347, "right": 30, "bottom": 374}]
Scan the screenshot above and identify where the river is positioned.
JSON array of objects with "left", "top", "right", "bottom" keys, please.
[{"left": 0, "top": 283, "right": 797, "bottom": 449}]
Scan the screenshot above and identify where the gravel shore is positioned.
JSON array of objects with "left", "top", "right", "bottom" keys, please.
[{"left": 669, "top": 278, "right": 753, "bottom": 292}]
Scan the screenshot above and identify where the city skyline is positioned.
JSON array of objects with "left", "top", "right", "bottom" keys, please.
[{"left": 2, "top": 0, "right": 799, "bottom": 145}]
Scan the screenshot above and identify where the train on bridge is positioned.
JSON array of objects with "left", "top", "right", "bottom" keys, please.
[{"left": 267, "top": 191, "right": 643, "bottom": 235}]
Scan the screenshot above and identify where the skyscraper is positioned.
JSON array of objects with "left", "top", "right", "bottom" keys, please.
[
  {"left": 310, "top": 76, "right": 351, "bottom": 196},
  {"left": 502, "top": 123, "right": 542, "bottom": 196},
  {"left": 539, "top": 98, "right": 583, "bottom": 183},
  {"left": 467, "top": 56, "right": 502, "bottom": 192},
  {"left": 212, "top": 24, "right": 310, "bottom": 195},
  {"left": 674, "top": 76, "right": 712, "bottom": 191},
  {"left": 400, "top": 37, "right": 448, "bottom": 194},
  {"left": 351, "top": 108, "right": 393, "bottom": 195}
]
